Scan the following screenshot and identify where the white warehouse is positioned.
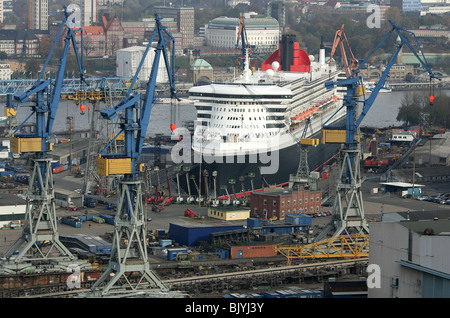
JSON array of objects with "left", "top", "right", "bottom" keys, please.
[
  {"left": 116, "top": 45, "right": 169, "bottom": 83},
  {"left": 0, "top": 194, "right": 26, "bottom": 228},
  {"left": 205, "top": 14, "right": 280, "bottom": 52},
  {"left": 368, "top": 215, "right": 450, "bottom": 298}
]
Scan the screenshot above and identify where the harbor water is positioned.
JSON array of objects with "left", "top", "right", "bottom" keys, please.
[{"left": 3, "top": 88, "right": 449, "bottom": 138}]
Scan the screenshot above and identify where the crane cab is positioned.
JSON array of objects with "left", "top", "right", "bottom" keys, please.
[
  {"left": 96, "top": 155, "right": 132, "bottom": 176},
  {"left": 10, "top": 136, "right": 43, "bottom": 153}
]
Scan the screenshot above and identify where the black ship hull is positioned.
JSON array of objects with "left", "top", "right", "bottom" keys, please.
[{"left": 179, "top": 136, "right": 341, "bottom": 198}]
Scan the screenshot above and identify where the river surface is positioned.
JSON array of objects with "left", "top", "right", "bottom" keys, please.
[{"left": 3, "top": 88, "right": 449, "bottom": 137}]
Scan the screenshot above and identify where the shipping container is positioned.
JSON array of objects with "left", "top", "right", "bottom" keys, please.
[
  {"left": 98, "top": 214, "right": 115, "bottom": 225},
  {"left": 285, "top": 213, "right": 312, "bottom": 226},
  {"left": 159, "top": 239, "right": 172, "bottom": 247},
  {"left": 92, "top": 216, "right": 105, "bottom": 223},
  {"left": 229, "top": 244, "right": 277, "bottom": 259},
  {"left": 52, "top": 166, "right": 64, "bottom": 174},
  {"left": 247, "top": 218, "right": 261, "bottom": 228},
  {"left": 61, "top": 216, "right": 82, "bottom": 228},
  {"left": 167, "top": 248, "right": 188, "bottom": 261}
]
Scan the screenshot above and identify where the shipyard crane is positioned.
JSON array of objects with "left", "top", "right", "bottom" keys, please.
[
  {"left": 235, "top": 15, "right": 253, "bottom": 73},
  {"left": 289, "top": 117, "right": 319, "bottom": 188},
  {"left": 329, "top": 24, "right": 359, "bottom": 78},
  {"left": 0, "top": 7, "right": 90, "bottom": 274},
  {"left": 87, "top": 14, "right": 182, "bottom": 298},
  {"left": 317, "top": 20, "right": 438, "bottom": 241}
]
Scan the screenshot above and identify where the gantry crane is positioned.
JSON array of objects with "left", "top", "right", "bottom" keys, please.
[
  {"left": 0, "top": 7, "right": 91, "bottom": 274},
  {"left": 317, "top": 20, "right": 438, "bottom": 241},
  {"left": 329, "top": 24, "right": 359, "bottom": 78},
  {"left": 87, "top": 14, "right": 182, "bottom": 297}
]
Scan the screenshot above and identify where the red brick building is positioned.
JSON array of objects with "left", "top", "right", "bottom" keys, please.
[
  {"left": 250, "top": 187, "right": 322, "bottom": 220},
  {"left": 102, "top": 15, "right": 124, "bottom": 56},
  {"left": 77, "top": 26, "right": 105, "bottom": 57}
]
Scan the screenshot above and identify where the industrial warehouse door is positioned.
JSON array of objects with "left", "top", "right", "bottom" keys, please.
[{"left": 238, "top": 250, "right": 243, "bottom": 258}]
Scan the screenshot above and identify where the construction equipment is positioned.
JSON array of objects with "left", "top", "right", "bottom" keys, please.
[
  {"left": 184, "top": 208, "right": 201, "bottom": 218},
  {"left": 87, "top": 14, "right": 182, "bottom": 298},
  {"left": 0, "top": 7, "right": 91, "bottom": 274},
  {"left": 184, "top": 166, "right": 195, "bottom": 203},
  {"left": 317, "top": 20, "right": 438, "bottom": 241},
  {"left": 289, "top": 117, "right": 319, "bottom": 189},
  {"left": 329, "top": 24, "right": 359, "bottom": 78}
]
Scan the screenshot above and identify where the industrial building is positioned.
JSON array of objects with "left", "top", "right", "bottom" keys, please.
[
  {"left": 368, "top": 211, "right": 450, "bottom": 298},
  {"left": 250, "top": 187, "right": 322, "bottom": 220},
  {"left": 0, "top": 194, "right": 26, "bottom": 228},
  {"left": 169, "top": 219, "right": 244, "bottom": 246},
  {"left": 116, "top": 46, "right": 169, "bottom": 83},
  {"left": 50, "top": 138, "right": 89, "bottom": 167},
  {"left": 54, "top": 188, "right": 83, "bottom": 208},
  {"left": 207, "top": 206, "right": 250, "bottom": 221}
]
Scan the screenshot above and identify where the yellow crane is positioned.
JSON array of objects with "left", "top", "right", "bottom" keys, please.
[{"left": 276, "top": 234, "right": 369, "bottom": 266}]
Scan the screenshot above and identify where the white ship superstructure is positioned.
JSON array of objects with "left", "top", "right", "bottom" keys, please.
[{"left": 189, "top": 46, "right": 346, "bottom": 160}]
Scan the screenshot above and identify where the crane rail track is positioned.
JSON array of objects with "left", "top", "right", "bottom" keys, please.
[{"left": 17, "top": 258, "right": 368, "bottom": 298}]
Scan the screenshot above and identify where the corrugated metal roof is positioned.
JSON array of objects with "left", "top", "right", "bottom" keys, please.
[{"left": 396, "top": 260, "right": 450, "bottom": 280}]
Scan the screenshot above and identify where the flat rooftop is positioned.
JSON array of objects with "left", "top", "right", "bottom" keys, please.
[{"left": 0, "top": 194, "right": 26, "bottom": 206}]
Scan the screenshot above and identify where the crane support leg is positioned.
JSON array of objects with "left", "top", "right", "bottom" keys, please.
[
  {"left": 88, "top": 180, "right": 176, "bottom": 297},
  {"left": 1, "top": 158, "right": 90, "bottom": 274},
  {"left": 316, "top": 146, "right": 369, "bottom": 242}
]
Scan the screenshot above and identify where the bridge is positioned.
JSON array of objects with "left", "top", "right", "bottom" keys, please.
[
  {"left": 0, "top": 77, "right": 137, "bottom": 97},
  {"left": 0, "top": 77, "right": 192, "bottom": 99}
]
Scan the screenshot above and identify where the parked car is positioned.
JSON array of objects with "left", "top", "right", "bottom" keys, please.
[
  {"left": 324, "top": 211, "right": 331, "bottom": 216},
  {"left": 416, "top": 194, "right": 430, "bottom": 201},
  {"left": 322, "top": 201, "right": 334, "bottom": 207},
  {"left": 402, "top": 194, "right": 412, "bottom": 199}
]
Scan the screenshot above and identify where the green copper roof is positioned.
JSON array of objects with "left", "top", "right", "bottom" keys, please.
[{"left": 190, "top": 59, "right": 213, "bottom": 71}]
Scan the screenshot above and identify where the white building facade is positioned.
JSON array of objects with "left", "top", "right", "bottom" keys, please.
[
  {"left": 0, "top": 63, "right": 12, "bottom": 80},
  {"left": 81, "top": 0, "right": 98, "bottom": 26},
  {"left": 205, "top": 14, "right": 280, "bottom": 53},
  {"left": 31, "top": 0, "right": 48, "bottom": 30},
  {"left": 368, "top": 220, "right": 450, "bottom": 298},
  {"left": 0, "top": 194, "right": 26, "bottom": 228},
  {"left": 116, "top": 46, "right": 169, "bottom": 83}
]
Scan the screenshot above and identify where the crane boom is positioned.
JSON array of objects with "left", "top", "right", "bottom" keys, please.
[
  {"left": 316, "top": 20, "right": 438, "bottom": 241},
  {"left": 97, "top": 13, "right": 178, "bottom": 178},
  {"left": 329, "top": 24, "right": 359, "bottom": 78},
  {"left": 324, "top": 20, "right": 438, "bottom": 148},
  {"left": 87, "top": 14, "right": 184, "bottom": 297},
  {"left": 11, "top": 6, "right": 86, "bottom": 155},
  {"left": 1, "top": 7, "right": 91, "bottom": 274}
]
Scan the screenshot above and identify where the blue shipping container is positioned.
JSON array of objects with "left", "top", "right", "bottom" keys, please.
[{"left": 167, "top": 248, "right": 188, "bottom": 261}]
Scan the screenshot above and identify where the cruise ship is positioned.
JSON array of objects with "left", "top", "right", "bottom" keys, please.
[{"left": 186, "top": 35, "right": 347, "bottom": 195}]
